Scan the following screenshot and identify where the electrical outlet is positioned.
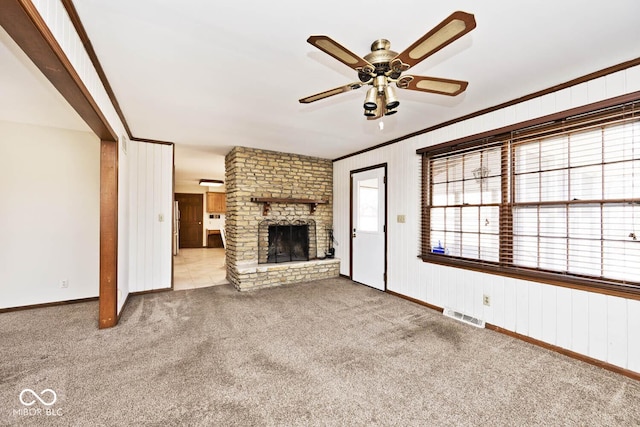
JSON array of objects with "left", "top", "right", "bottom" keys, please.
[
  {"left": 483, "top": 294, "right": 490, "bottom": 306},
  {"left": 397, "top": 214, "right": 406, "bottom": 223},
  {"left": 158, "top": 213, "right": 165, "bottom": 222},
  {"left": 60, "top": 279, "right": 69, "bottom": 289}
]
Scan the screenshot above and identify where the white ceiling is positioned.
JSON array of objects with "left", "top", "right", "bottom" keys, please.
[{"left": 3, "top": 1, "right": 640, "bottom": 188}]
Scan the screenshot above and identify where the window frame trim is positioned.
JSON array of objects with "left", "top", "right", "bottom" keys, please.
[{"left": 418, "top": 93, "right": 640, "bottom": 301}]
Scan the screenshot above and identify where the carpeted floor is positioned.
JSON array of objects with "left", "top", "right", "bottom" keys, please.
[{"left": 1, "top": 277, "right": 639, "bottom": 426}]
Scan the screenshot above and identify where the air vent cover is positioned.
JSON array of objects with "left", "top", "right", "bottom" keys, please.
[{"left": 443, "top": 308, "right": 485, "bottom": 328}]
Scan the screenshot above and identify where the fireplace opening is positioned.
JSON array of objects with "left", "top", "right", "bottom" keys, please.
[
  {"left": 258, "top": 219, "right": 316, "bottom": 264},
  {"left": 268, "top": 224, "right": 308, "bottom": 263}
]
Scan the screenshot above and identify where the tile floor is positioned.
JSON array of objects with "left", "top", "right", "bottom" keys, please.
[{"left": 173, "top": 248, "right": 229, "bottom": 291}]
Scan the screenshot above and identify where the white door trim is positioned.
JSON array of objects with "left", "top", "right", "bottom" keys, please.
[{"left": 350, "top": 163, "right": 387, "bottom": 290}]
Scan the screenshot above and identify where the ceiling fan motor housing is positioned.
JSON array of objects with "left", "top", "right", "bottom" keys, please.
[{"left": 360, "top": 39, "right": 401, "bottom": 81}]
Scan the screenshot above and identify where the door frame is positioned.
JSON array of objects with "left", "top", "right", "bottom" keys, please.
[{"left": 350, "top": 163, "right": 388, "bottom": 289}]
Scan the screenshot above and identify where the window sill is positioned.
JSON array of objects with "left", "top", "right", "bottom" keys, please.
[{"left": 419, "top": 254, "right": 640, "bottom": 301}]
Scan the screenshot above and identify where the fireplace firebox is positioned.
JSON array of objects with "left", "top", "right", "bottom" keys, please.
[{"left": 258, "top": 219, "right": 316, "bottom": 264}]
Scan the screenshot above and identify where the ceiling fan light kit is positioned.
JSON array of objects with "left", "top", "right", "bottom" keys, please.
[
  {"left": 384, "top": 86, "right": 399, "bottom": 109},
  {"left": 364, "top": 87, "right": 378, "bottom": 110},
  {"left": 299, "top": 11, "right": 476, "bottom": 120}
]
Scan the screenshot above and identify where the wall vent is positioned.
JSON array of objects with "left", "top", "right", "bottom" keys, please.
[{"left": 443, "top": 308, "right": 485, "bottom": 328}]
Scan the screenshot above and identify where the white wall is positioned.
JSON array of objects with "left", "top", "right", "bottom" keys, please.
[
  {"left": 333, "top": 64, "right": 640, "bottom": 374},
  {"left": 30, "top": 1, "right": 175, "bottom": 311},
  {"left": 175, "top": 183, "right": 226, "bottom": 247},
  {"left": 31, "top": 0, "right": 130, "bottom": 313},
  {"left": 0, "top": 121, "right": 99, "bottom": 308}
]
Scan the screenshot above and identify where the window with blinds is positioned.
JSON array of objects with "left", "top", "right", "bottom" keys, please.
[
  {"left": 429, "top": 144, "right": 503, "bottom": 262},
  {"left": 420, "top": 100, "right": 640, "bottom": 297}
]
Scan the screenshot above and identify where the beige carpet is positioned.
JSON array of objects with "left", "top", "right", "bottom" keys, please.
[{"left": 1, "top": 277, "right": 639, "bottom": 426}]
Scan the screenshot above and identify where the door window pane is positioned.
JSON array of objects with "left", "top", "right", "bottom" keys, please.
[{"left": 358, "top": 178, "right": 378, "bottom": 232}]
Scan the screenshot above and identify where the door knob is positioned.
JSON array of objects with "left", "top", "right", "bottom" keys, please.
[{"left": 199, "top": 222, "right": 202, "bottom": 225}]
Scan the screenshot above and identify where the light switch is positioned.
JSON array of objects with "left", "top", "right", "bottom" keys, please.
[
  {"left": 397, "top": 214, "right": 406, "bottom": 223},
  {"left": 158, "top": 213, "right": 164, "bottom": 222}
]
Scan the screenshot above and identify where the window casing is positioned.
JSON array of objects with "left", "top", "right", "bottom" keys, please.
[{"left": 420, "top": 100, "right": 640, "bottom": 298}]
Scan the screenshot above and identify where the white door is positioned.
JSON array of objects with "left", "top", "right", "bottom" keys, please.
[{"left": 352, "top": 167, "right": 386, "bottom": 290}]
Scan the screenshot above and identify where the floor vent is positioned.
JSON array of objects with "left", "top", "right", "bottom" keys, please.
[{"left": 443, "top": 308, "right": 485, "bottom": 328}]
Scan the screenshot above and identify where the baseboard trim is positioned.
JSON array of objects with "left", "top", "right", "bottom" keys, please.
[
  {"left": 0, "top": 297, "right": 99, "bottom": 314},
  {"left": 484, "top": 323, "right": 640, "bottom": 382},
  {"left": 130, "top": 287, "right": 172, "bottom": 296},
  {"left": 116, "top": 294, "right": 130, "bottom": 324},
  {"left": 385, "top": 290, "right": 444, "bottom": 314},
  {"left": 385, "top": 290, "right": 639, "bottom": 382}
]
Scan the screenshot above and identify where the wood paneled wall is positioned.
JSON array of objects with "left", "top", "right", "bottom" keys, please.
[
  {"left": 127, "top": 139, "right": 174, "bottom": 293},
  {"left": 333, "top": 65, "right": 640, "bottom": 374},
  {"left": 30, "top": 0, "right": 123, "bottom": 138}
]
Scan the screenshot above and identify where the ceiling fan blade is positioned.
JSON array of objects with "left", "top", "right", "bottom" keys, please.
[
  {"left": 398, "top": 75, "right": 468, "bottom": 96},
  {"left": 307, "top": 35, "right": 374, "bottom": 73},
  {"left": 299, "top": 82, "right": 363, "bottom": 104},
  {"left": 392, "top": 11, "right": 476, "bottom": 69}
]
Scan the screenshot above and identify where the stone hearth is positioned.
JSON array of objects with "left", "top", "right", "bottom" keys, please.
[{"left": 225, "top": 147, "right": 339, "bottom": 291}]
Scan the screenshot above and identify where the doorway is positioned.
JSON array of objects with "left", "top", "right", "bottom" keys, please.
[
  {"left": 173, "top": 192, "right": 228, "bottom": 290},
  {"left": 351, "top": 164, "right": 387, "bottom": 291},
  {"left": 175, "top": 193, "right": 203, "bottom": 248}
]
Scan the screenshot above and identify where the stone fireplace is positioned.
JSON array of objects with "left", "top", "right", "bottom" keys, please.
[{"left": 225, "top": 147, "right": 339, "bottom": 291}]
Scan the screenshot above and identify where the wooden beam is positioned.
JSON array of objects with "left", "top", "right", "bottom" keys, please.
[
  {"left": 99, "top": 140, "right": 118, "bottom": 329},
  {"left": 0, "top": 0, "right": 117, "bottom": 141},
  {"left": 0, "top": 0, "right": 121, "bottom": 328},
  {"left": 60, "top": 0, "right": 132, "bottom": 139}
]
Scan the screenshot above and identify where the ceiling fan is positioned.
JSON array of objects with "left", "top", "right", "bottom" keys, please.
[{"left": 299, "top": 11, "right": 476, "bottom": 120}]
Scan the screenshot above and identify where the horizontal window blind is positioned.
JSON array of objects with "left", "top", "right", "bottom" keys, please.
[
  {"left": 428, "top": 143, "right": 504, "bottom": 262},
  {"left": 421, "top": 100, "right": 640, "bottom": 296}
]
